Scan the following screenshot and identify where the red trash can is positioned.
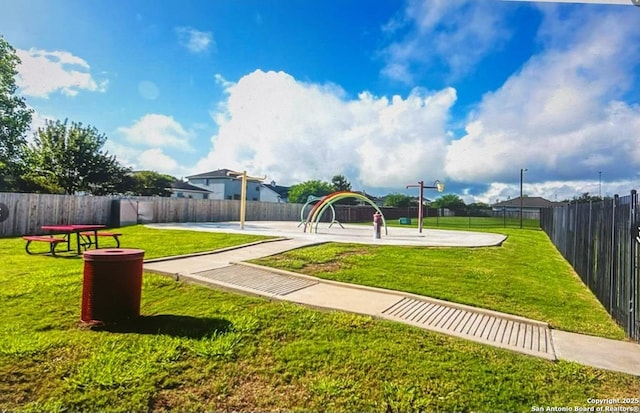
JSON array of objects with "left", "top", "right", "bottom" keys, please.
[{"left": 81, "top": 248, "right": 145, "bottom": 324}]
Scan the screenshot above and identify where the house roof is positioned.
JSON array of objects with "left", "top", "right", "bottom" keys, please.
[
  {"left": 186, "top": 169, "right": 262, "bottom": 181},
  {"left": 492, "top": 196, "right": 559, "bottom": 208},
  {"left": 171, "top": 181, "right": 212, "bottom": 193},
  {"left": 186, "top": 169, "right": 233, "bottom": 179},
  {"left": 264, "top": 184, "right": 290, "bottom": 197}
]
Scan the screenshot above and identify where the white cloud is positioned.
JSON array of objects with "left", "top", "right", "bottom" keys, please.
[
  {"left": 195, "top": 70, "right": 456, "bottom": 188},
  {"left": 468, "top": 177, "right": 639, "bottom": 205},
  {"left": 138, "top": 148, "right": 180, "bottom": 172},
  {"left": 103, "top": 140, "right": 187, "bottom": 177},
  {"left": 445, "top": 8, "right": 640, "bottom": 185},
  {"left": 380, "top": 0, "right": 511, "bottom": 83},
  {"left": 16, "top": 48, "right": 108, "bottom": 98},
  {"left": 116, "top": 114, "right": 194, "bottom": 151},
  {"left": 103, "top": 139, "right": 143, "bottom": 169},
  {"left": 175, "top": 27, "right": 213, "bottom": 54}
]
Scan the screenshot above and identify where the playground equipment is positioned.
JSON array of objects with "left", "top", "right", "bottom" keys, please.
[
  {"left": 406, "top": 180, "right": 444, "bottom": 233},
  {"left": 373, "top": 211, "right": 382, "bottom": 239},
  {"left": 227, "top": 170, "right": 266, "bottom": 229},
  {"left": 303, "top": 191, "right": 388, "bottom": 236},
  {"left": 298, "top": 195, "right": 343, "bottom": 229}
]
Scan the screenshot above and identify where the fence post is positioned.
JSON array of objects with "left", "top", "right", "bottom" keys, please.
[
  {"left": 610, "top": 195, "right": 618, "bottom": 312},
  {"left": 587, "top": 200, "right": 592, "bottom": 288},
  {"left": 630, "top": 190, "right": 638, "bottom": 339},
  {"left": 573, "top": 202, "right": 579, "bottom": 267}
]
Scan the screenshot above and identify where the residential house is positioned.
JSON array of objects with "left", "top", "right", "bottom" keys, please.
[
  {"left": 259, "top": 181, "right": 290, "bottom": 203},
  {"left": 492, "top": 196, "right": 561, "bottom": 215},
  {"left": 170, "top": 180, "right": 212, "bottom": 199},
  {"left": 170, "top": 169, "right": 290, "bottom": 202}
]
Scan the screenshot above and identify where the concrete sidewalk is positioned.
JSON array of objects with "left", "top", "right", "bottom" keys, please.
[{"left": 144, "top": 237, "right": 640, "bottom": 377}]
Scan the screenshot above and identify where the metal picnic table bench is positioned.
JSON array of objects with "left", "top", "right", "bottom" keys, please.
[{"left": 22, "top": 224, "right": 122, "bottom": 256}]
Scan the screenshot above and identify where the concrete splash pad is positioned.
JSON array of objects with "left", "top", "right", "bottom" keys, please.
[{"left": 147, "top": 221, "right": 506, "bottom": 247}]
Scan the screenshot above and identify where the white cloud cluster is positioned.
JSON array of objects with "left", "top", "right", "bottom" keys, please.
[
  {"left": 117, "top": 114, "right": 193, "bottom": 150},
  {"left": 107, "top": 5, "right": 639, "bottom": 203},
  {"left": 175, "top": 27, "right": 213, "bottom": 54},
  {"left": 104, "top": 139, "right": 186, "bottom": 176},
  {"left": 469, "top": 178, "right": 639, "bottom": 205},
  {"left": 380, "top": 0, "right": 510, "bottom": 83},
  {"left": 16, "top": 48, "right": 107, "bottom": 98},
  {"left": 195, "top": 70, "right": 456, "bottom": 188},
  {"left": 110, "top": 114, "right": 194, "bottom": 174},
  {"left": 445, "top": 7, "right": 640, "bottom": 187}
]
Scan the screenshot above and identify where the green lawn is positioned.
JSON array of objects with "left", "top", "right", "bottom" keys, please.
[
  {"left": 420, "top": 215, "right": 540, "bottom": 229},
  {"left": 254, "top": 225, "right": 625, "bottom": 340},
  {"left": 1, "top": 225, "right": 638, "bottom": 412}
]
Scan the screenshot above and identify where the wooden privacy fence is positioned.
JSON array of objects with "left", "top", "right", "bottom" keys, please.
[
  {"left": 135, "top": 198, "right": 303, "bottom": 224},
  {"left": 0, "top": 192, "right": 116, "bottom": 237},
  {"left": 540, "top": 190, "right": 639, "bottom": 342},
  {"left": 0, "top": 192, "right": 305, "bottom": 237}
]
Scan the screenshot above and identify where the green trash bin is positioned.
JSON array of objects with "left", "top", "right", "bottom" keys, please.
[{"left": 399, "top": 217, "right": 412, "bottom": 225}]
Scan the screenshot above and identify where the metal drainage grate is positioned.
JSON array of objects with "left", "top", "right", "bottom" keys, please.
[
  {"left": 382, "top": 297, "right": 554, "bottom": 358},
  {"left": 194, "top": 264, "right": 318, "bottom": 296}
]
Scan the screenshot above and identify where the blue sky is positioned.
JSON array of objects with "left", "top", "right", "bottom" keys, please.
[{"left": 1, "top": 0, "right": 639, "bottom": 203}]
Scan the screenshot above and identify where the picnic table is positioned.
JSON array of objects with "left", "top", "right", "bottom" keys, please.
[
  {"left": 39, "top": 225, "right": 107, "bottom": 255},
  {"left": 23, "top": 224, "right": 124, "bottom": 256}
]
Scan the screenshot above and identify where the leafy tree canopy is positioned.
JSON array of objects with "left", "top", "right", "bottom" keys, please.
[
  {"left": 331, "top": 174, "right": 352, "bottom": 192},
  {"left": 23, "top": 119, "right": 130, "bottom": 195},
  {"left": 123, "top": 170, "right": 177, "bottom": 196},
  {"left": 569, "top": 192, "right": 605, "bottom": 204},
  {"left": 288, "top": 180, "right": 335, "bottom": 204},
  {"left": 0, "top": 36, "right": 33, "bottom": 191},
  {"left": 432, "top": 194, "right": 467, "bottom": 211},
  {"left": 330, "top": 174, "right": 357, "bottom": 204},
  {"left": 467, "top": 202, "right": 491, "bottom": 211},
  {"left": 383, "top": 193, "right": 416, "bottom": 208}
]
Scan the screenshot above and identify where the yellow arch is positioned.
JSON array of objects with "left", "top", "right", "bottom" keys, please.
[{"left": 308, "top": 191, "right": 387, "bottom": 235}]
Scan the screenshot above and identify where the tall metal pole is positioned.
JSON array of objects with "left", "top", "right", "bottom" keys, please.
[
  {"left": 406, "top": 180, "right": 444, "bottom": 234},
  {"left": 520, "top": 168, "right": 527, "bottom": 229},
  {"left": 418, "top": 181, "right": 424, "bottom": 234},
  {"left": 599, "top": 171, "right": 602, "bottom": 199}
]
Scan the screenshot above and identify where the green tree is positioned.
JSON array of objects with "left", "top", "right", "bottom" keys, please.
[
  {"left": 125, "top": 170, "right": 176, "bottom": 196},
  {"left": 331, "top": 174, "right": 352, "bottom": 192},
  {"left": 467, "top": 202, "right": 492, "bottom": 216},
  {"left": 432, "top": 194, "right": 467, "bottom": 214},
  {"left": 383, "top": 193, "right": 416, "bottom": 208},
  {"left": 331, "top": 174, "right": 357, "bottom": 204},
  {"left": 570, "top": 192, "right": 603, "bottom": 204},
  {"left": 0, "top": 36, "right": 33, "bottom": 191},
  {"left": 288, "top": 180, "right": 335, "bottom": 204},
  {"left": 23, "top": 119, "right": 130, "bottom": 194}
]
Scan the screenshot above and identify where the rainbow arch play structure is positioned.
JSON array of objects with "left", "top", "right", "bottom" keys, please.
[
  {"left": 303, "top": 191, "right": 388, "bottom": 235},
  {"left": 297, "top": 195, "right": 343, "bottom": 228}
]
